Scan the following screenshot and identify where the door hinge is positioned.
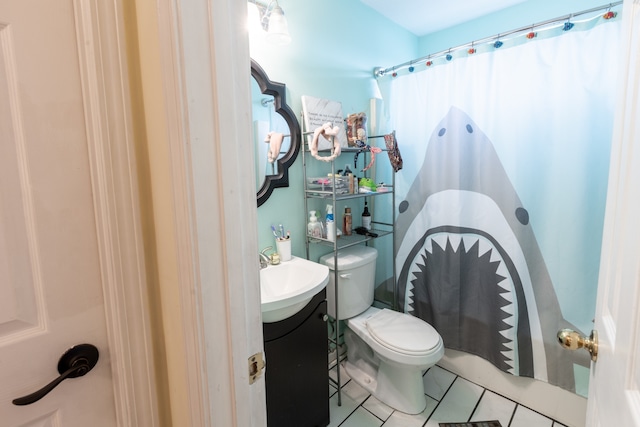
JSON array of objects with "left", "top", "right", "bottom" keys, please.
[{"left": 248, "top": 352, "right": 265, "bottom": 384}]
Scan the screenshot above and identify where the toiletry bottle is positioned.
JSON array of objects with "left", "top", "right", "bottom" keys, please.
[
  {"left": 325, "top": 204, "right": 335, "bottom": 242},
  {"left": 308, "top": 211, "right": 323, "bottom": 238},
  {"left": 362, "top": 201, "right": 371, "bottom": 230},
  {"left": 344, "top": 165, "right": 354, "bottom": 194},
  {"left": 343, "top": 207, "right": 352, "bottom": 236}
]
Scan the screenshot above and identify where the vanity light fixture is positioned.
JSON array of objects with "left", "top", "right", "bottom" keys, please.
[{"left": 247, "top": 0, "right": 291, "bottom": 46}]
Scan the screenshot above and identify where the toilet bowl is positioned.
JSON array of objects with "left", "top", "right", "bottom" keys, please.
[
  {"left": 320, "top": 246, "right": 444, "bottom": 414},
  {"left": 344, "top": 306, "right": 444, "bottom": 414}
]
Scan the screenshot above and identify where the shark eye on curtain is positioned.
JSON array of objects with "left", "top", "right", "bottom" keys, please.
[
  {"left": 438, "top": 128, "right": 447, "bottom": 137},
  {"left": 466, "top": 124, "right": 474, "bottom": 133},
  {"left": 515, "top": 207, "right": 530, "bottom": 225},
  {"left": 399, "top": 200, "right": 409, "bottom": 213}
]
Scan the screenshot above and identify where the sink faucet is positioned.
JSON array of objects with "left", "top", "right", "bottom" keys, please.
[{"left": 260, "top": 246, "right": 273, "bottom": 269}]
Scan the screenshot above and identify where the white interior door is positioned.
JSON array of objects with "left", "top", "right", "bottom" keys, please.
[
  {"left": 586, "top": 0, "right": 640, "bottom": 425},
  {"left": 0, "top": 1, "right": 118, "bottom": 425}
]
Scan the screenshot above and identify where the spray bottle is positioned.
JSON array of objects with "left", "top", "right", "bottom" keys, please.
[{"left": 325, "top": 205, "right": 335, "bottom": 242}]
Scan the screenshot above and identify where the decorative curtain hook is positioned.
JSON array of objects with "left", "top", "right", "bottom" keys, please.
[
  {"left": 526, "top": 25, "right": 537, "bottom": 39},
  {"left": 563, "top": 15, "right": 575, "bottom": 31},
  {"left": 494, "top": 35, "right": 503, "bottom": 49},
  {"left": 426, "top": 55, "right": 433, "bottom": 67}
]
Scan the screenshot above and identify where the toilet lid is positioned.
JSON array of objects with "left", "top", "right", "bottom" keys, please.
[{"left": 365, "top": 309, "right": 441, "bottom": 355}]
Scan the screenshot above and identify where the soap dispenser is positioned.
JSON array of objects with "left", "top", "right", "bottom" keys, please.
[{"left": 307, "top": 211, "right": 323, "bottom": 238}]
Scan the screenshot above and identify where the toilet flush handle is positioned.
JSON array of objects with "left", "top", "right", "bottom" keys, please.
[{"left": 339, "top": 273, "right": 352, "bottom": 279}]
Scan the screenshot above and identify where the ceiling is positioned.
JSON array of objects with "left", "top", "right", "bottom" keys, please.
[{"left": 360, "top": 0, "right": 527, "bottom": 36}]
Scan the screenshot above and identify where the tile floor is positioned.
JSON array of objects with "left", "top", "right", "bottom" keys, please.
[{"left": 328, "top": 364, "right": 568, "bottom": 427}]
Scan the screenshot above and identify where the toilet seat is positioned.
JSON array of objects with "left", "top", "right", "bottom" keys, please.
[{"left": 366, "top": 309, "right": 441, "bottom": 356}]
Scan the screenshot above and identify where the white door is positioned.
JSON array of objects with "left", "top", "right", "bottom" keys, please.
[
  {"left": 0, "top": 1, "right": 118, "bottom": 425},
  {"left": 586, "top": 0, "right": 640, "bottom": 425}
]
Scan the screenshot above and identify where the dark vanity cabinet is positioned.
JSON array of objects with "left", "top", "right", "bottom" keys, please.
[{"left": 263, "top": 289, "right": 329, "bottom": 427}]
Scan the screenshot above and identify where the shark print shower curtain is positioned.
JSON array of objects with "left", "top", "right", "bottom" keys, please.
[{"left": 380, "top": 14, "right": 621, "bottom": 393}]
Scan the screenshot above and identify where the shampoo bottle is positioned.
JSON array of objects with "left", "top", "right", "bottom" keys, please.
[
  {"left": 362, "top": 201, "right": 371, "bottom": 230},
  {"left": 325, "top": 205, "right": 335, "bottom": 242},
  {"left": 308, "top": 211, "right": 323, "bottom": 238}
]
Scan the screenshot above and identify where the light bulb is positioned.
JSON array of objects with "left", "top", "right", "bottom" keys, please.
[{"left": 266, "top": 5, "right": 291, "bottom": 45}]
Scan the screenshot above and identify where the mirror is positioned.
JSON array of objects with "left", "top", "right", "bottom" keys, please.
[{"left": 251, "top": 59, "right": 301, "bottom": 207}]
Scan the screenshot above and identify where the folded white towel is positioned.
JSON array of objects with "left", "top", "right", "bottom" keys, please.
[{"left": 265, "top": 131, "right": 284, "bottom": 163}]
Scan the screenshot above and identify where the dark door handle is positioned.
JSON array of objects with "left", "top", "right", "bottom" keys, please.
[{"left": 12, "top": 343, "right": 99, "bottom": 406}]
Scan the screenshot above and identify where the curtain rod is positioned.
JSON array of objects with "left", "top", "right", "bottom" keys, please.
[{"left": 375, "top": 1, "right": 622, "bottom": 77}]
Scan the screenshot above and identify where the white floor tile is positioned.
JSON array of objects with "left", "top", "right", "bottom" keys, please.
[
  {"left": 510, "top": 405, "right": 554, "bottom": 427},
  {"left": 424, "top": 377, "right": 484, "bottom": 427},
  {"left": 470, "top": 391, "right": 516, "bottom": 426},
  {"left": 330, "top": 365, "right": 351, "bottom": 387},
  {"left": 342, "top": 379, "right": 370, "bottom": 406},
  {"left": 328, "top": 361, "right": 566, "bottom": 427},
  {"left": 341, "top": 407, "right": 383, "bottom": 427},
  {"left": 382, "top": 396, "right": 438, "bottom": 427},
  {"left": 362, "top": 395, "right": 394, "bottom": 421},
  {"left": 423, "top": 365, "right": 457, "bottom": 400},
  {"left": 327, "top": 390, "right": 361, "bottom": 427}
]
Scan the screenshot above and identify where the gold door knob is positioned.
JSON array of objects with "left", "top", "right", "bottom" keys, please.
[{"left": 557, "top": 329, "right": 598, "bottom": 362}]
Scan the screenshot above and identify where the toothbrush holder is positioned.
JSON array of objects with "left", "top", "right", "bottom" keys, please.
[{"left": 276, "top": 238, "right": 292, "bottom": 262}]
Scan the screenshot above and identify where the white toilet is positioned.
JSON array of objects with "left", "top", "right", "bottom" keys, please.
[{"left": 320, "top": 246, "right": 444, "bottom": 415}]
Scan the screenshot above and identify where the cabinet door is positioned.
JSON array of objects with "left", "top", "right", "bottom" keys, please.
[{"left": 264, "top": 296, "right": 329, "bottom": 427}]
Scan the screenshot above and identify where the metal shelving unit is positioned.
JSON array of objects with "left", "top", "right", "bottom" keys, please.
[{"left": 301, "top": 118, "right": 396, "bottom": 406}]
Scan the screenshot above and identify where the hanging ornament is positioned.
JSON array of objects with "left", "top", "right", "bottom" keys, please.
[
  {"left": 408, "top": 65, "right": 415, "bottom": 72},
  {"left": 468, "top": 46, "right": 476, "bottom": 54},
  {"left": 392, "top": 72, "right": 397, "bottom": 77},
  {"left": 426, "top": 60, "right": 433, "bottom": 67},
  {"left": 563, "top": 21, "right": 574, "bottom": 31},
  {"left": 494, "top": 40, "right": 503, "bottom": 49},
  {"left": 603, "top": 11, "right": 616, "bottom": 19},
  {"left": 445, "top": 49, "right": 452, "bottom": 61},
  {"left": 526, "top": 31, "right": 537, "bottom": 39}
]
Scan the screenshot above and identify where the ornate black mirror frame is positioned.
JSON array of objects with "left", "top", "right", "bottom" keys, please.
[{"left": 252, "top": 59, "right": 301, "bottom": 207}]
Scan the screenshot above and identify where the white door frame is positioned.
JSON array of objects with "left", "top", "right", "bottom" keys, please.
[{"left": 79, "top": 0, "right": 160, "bottom": 425}]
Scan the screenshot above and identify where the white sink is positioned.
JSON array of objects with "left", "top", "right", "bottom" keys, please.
[{"left": 260, "top": 256, "right": 329, "bottom": 323}]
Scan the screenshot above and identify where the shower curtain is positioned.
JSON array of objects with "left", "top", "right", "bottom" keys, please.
[{"left": 380, "top": 13, "right": 621, "bottom": 393}]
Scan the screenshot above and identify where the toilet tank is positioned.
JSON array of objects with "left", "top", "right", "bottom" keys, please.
[{"left": 320, "top": 246, "right": 378, "bottom": 319}]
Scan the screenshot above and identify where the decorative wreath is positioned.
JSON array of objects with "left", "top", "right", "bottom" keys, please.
[{"left": 310, "top": 123, "right": 342, "bottom": 162}]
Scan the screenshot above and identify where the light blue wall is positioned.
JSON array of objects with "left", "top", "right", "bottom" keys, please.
[
  {"left": 252, "top": 0, "right": 416, "bottom": 256},
  {"left": 253, "top": 0, "right": 611, "bottom": 256}
]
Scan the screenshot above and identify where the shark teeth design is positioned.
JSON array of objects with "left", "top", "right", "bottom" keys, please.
[{"left": 407, "top": 231, "right": 518, "bottom": 374}]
